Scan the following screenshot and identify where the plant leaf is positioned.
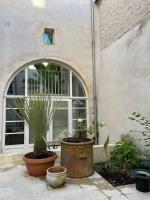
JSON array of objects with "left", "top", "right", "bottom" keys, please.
[{"left": 104, "top": 135, "right": 109, "bottom": 151}]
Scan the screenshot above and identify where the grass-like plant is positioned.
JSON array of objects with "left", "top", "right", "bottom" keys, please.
[
  {"left": 103, "top": 135, "right": 111, "bottom": 169},
  {"left": 12, "top": 95, "right": 55, "bottom": 158}
]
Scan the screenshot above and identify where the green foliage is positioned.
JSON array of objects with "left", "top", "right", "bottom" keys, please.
[
  {"left": 139, "top": 159, "right": 150, "bottom": 170},
  {"left": 75, "top": 114, "right": 87, "bottom": 139},
  {"left": 87, "top": 122, "right": 106, "bottom": 140},
  {"left": 11, "top": 95, "right": 56, "bottom": 157},
  {"left": 104, "top": 135, "right": 109, "bottom": 154},
  {"left": 129, "top": 112, "right": 150, "bottom": 147},
  {"left": 110, "top": 136, "right": 139, "bottom": 174},
  {"left": 75, "top": 118, "right": 106, "bottom": 140}
]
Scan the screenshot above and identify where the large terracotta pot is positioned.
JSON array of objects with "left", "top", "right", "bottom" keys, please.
[
  {"left": 61, "top": 138, "right": 94, "bottom": 178},
  {"left": 23, "top": 151, "right": 57, "bottom": 177}
]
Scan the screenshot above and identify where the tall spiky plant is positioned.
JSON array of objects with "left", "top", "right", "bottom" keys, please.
[{"left": 13, "top": 95, "right": 55, "bottom": 158}]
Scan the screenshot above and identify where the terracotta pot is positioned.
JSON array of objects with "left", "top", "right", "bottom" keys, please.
[
  {"left": 61, "top": 137, "right": 94, "bottom": 178},
  {"left": 23, "top": 151, "right": 57, "bottom": 177},
  {"left": 46, "top": 166, "right": 67, "bottom": 188}
]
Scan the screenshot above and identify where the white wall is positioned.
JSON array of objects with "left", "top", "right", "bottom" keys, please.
[
  {"left": 0, "top": 0, "right": 93, "bottom": 142},
  {"left": 97, "top": 19, "right": 150, "bottom": 144},
  {"left": 1, "top": 0, "right": 150, "bottom": 150}
]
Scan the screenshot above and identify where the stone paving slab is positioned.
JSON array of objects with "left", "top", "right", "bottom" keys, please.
[{"left": 0, "top": 165, "right": 149, "bottom": 200}]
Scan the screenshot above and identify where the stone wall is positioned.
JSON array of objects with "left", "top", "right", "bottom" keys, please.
[{"left": 96, "top": 0, "right": 150, "bottom": 49}]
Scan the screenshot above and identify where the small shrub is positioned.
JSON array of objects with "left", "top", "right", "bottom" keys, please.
[
  {"left": 110, "top": 135, "right": 140, "bottom": 174},
  {"left": 139, "top": 159, "right": 150, "bottom": 170}
]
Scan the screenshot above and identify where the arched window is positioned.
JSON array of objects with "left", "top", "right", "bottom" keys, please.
[{"left": 4, "top": 61, "right": 88, "bottom": 153}]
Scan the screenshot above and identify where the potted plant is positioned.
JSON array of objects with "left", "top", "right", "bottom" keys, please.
[
  {"left": 12, "top": 95, "right": 57, "bottom": 177},
  {"left": 61, "top": 118, "right": 104, "bottom": 178}
]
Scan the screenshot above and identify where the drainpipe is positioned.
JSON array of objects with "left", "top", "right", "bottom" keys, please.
[{"left": 90, "top": 0, "right": 98, "bottom": 144}]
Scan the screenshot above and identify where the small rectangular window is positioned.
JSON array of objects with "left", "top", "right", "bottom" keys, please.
[{"left": 43, "top": 28, "right": 54, "bottom": 45}]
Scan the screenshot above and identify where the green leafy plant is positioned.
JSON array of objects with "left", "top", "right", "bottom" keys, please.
[
  {"left": 110, "top": 136, "right": 139, "bottom": 174},
  {"left": 129, "top": 112, "right": 150, "bottom": 163},
  {"left": 129, "top": 112, "right": 150, "bottom": 147},
  {"left": 11, "top": 95, "right": 56, "bottom": 158},
  {"left": 75, "top": 113, "right": 106, "bottom": 140},
  {"left": 76, "top": 114, "right": 87, "bottom": 139}
]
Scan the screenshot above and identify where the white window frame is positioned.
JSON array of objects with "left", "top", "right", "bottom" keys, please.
[{"left": 3, "top": 64, "right": 88, "bottom": 154}]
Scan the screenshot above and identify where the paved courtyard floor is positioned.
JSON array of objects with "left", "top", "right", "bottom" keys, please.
[{"left": 0, "top": 165, "right": 149, "bottom": 200}]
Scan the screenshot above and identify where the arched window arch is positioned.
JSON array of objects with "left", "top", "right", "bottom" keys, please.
[{"left": 4, "top": 61, "right": 88, "bottom": 153}]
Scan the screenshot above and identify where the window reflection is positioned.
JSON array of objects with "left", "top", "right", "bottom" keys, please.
[
  {"left": 28, "top": 63, "right": 70, "bottom": 95},
  {"left": 7, "top": 70, "right": 25, "bottom": 95},
  {"left": 43, "top": 28, "right": 54, "bottom": 45},
  {"left": 5, "top": 134, "right": 24, "bottom": 145},
  {"left": 6, "top": 122, "right": 24, "bottom": 133},
  {"left": 72, "top": 73, "right": 85, "bottom": 97}
]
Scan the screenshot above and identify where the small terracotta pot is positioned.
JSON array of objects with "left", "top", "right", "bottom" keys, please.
[
  {"left": 46, "top": 166, "right": 67, "bottom": 188},
  {"left": 23, "top": 152, "right": 57, "bottom": 177}
]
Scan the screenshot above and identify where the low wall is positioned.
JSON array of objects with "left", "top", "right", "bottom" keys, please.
[{"left": 0, "top": 145, "right": 115, "bottom": 168}]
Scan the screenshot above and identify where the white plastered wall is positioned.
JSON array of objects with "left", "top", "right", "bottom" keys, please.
[
  {"left": 0, "top": 0, "right": 93, "bottom": 145},
  {"left": 97, "top": 17, "right": 150, "bottom": 146}
]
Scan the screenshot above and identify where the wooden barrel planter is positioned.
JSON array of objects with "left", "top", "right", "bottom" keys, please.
[{"left": 61, "top": 138, "right": 94, "bottom": 178}]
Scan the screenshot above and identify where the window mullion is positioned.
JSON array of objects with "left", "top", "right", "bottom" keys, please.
[
  {"left": 68, "top": 99, "right": 72, "bottom": 137},
  {"left": 70, "top": 71, "right": 72, "bottom": 97},
  {"left": 25, "top": 68, "right": 28, "bottom": 96},
  {"left": 2, "top": 97, "right": 6, "bottom": 153}
]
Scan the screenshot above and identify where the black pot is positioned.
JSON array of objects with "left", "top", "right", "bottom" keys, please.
[{"left": 131, "top": 169, "right": 150, "bottom": 192}]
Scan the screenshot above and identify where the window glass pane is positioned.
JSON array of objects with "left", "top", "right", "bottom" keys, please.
[
  {"left": 43, "top": 28, "right": 54, "bottom": 45},
  {"left": 6, "top": 109, "right": 22, "bottom": 121},
  {"left": 28, "top": 67, "right": 40, "bottom": 95},
  {"left": 7, "top": 70, "right": 25, "bottom": 95},
  {"left": 72, "top": 73, "right": 85, "bottom": 97},
  {"left": 6, "top": 122, "right": 24, "bottom": 133},
  {"left": 6, "top": 98, "right": 24, "bottom": 108},
  {"left": 72, "top": 100, "right": 86, "bottom": 108},
  {"left": 53, "top": 101, "right": 68, "bottom": 109},
  {"left": 5, "top": 134, "right": 24, "bottom": 145},
  {"left": 72, "top": 109, "right": 86, "bottom": 119},
  {"left": 59, "top": 70, "right": 70, "bottom": 95},
  {"left": 72, "top": 119, "right": 87, "bottom": 130},
  {"left": 28, "top": 64, "right": 70, "bottom": 95},
  {"left": 43, "top": 33, "right": 53, "bottom": 45},
  {"left": 53, "top": 109, "right": 68, "bottom": 140}
]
